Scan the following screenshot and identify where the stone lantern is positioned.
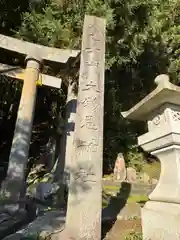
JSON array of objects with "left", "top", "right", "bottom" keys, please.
[{"left": 121, "top": 74, "right": 180, "bottom": 239}]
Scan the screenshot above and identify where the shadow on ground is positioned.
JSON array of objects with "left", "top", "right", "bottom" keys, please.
[{"left": 101, "top": 182, "right": 131, "bottom": 239}]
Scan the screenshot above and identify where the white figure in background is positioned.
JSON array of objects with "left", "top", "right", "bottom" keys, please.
[{"left": 113, "top": 153, "right": 126, "bottom": 181}]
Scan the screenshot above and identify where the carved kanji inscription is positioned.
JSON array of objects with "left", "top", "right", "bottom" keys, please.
[
  {"left": 80, "top": 115, "right": 98, "bottom": 130},
  {"left": 81, "top": 76, "right": 100, "bottom": 92},
  {"left": 85, "top": 60, "right": 100, "bottom": 68},
  {"left": 76, "top": 137, "right": 99, "bottom": 153},
  {"left": 66, "top": 15, "right": 105, "bottom": 240},
  {"left": 79, "top": 96, "right": 99, "bottom": 111},
  {"left": 88, "top": 25, "right": 102, "bottom": 50},
  {"left": 74, "top": 164, "right": 96, "bottom": 183}
]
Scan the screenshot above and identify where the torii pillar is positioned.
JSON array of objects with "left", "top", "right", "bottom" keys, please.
[{"left": 1, "top": 55, "right": 42, "bottom": 209}]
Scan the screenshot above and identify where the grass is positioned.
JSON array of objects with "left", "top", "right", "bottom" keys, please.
[
  {"left": 103, "top": 185, "right": 120, "bottom": 191},
  {"left": 127, "top": 194, "right": 148, "bottom": 203},
  {"left": 102, "top": 188, "right": 148, "bottom": 208},
  {"left": 124, "top": 231, "right": 143, "bottom": 240},
  {"left": 102, "top": 194, "right": 148, "bottom": 208}
]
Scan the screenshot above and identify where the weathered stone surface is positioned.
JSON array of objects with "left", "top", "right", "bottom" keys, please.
[
  {"left": 49, "top": 229, "right": 75, "bottom": 240},
  {"left": 3, "top": 210, "right": 65, "bottom": 240},
  {"left": 126, "top": 167, "right": 137, "bottom": 182},
  {"left": 0, "top": 211, "right": 27, "bottom": 239},
  {"left": 66, "top": 15, "right": 106, "bottom": 240},
  {"left": 148, "top": 146, "right": 180, "bottom": 202},
  {"left": 1, "top": 56, "right": 42, "bottom": 203},
  {"left": 0, "top": 34, "right": 79, "bottom": 64},
  {"left": 142, "top": 201, "right": 180, "bottom": 240},
  {"left": 113, "top": 153, "right": 126, "bottom": 181}
]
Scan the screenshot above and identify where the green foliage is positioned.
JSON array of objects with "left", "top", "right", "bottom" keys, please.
[
  {"left": 0, "top": 0, "right": 49, "bottom": 35},
  {"left": 148, "top": 0, "right": 180, "bottom": 83},
  {"left": 124, "top": 231, "right": 143, "bottom": 240},
  {"left": 126, "top": 146, "right": 145, "bottom": 172},
  {"left": 16, "top": 0, "right": 112, "bottom": 49}
]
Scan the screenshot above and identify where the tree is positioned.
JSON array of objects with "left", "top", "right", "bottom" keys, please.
[{"left": 0, "top": 0, "right": 49, "bottom": 35}]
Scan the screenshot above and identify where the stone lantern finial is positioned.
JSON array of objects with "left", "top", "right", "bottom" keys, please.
[{"left": 154, "top": 74, "right": 170, "bottom": 88}]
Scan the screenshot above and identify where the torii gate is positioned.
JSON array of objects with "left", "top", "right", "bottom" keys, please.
[{"left": 0, "top": 33, "right": 79, "bottom": 208}]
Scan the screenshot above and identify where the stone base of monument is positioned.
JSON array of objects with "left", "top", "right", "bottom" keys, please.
[
  {"left": 142, "top": 201, "right": 180, "bottom": 240},
  {"left": 3, "top": 210, "right": 65, "bottom": 240}
]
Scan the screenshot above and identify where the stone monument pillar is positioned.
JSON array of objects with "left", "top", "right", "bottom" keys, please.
[
  {"left": 66, "top": 15, "right": 106, "bottom": 240},
  {"left": 1, "top": 55, "right": 42, "bottom": 206},
  {"left": 54, "top": 81, "right": 77, "bottom": 203},
  {"left": 122, "top": 74, "right": 180, "bottom": 239}
]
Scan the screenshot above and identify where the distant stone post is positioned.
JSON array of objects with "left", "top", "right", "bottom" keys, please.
[
  {"left": 66, "top": 15, "right": 106, "bottom": 239},
  {"left": 113, "top": 153, "right": 126, "bottom": 181},
  {"left": 122, "top": 75, "right": 180, "bottom": 240},
  {"left": 1, "top": 55, "right": 42, "bottom": 206}
]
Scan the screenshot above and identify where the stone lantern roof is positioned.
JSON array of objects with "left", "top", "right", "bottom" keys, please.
[{"left": 121, "top": 74, "right": 180, "bottom": 121}]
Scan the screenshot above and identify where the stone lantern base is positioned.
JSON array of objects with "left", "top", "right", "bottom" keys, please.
[{"left": 142, "top": 201, "right": 180, "bottom": 240}]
